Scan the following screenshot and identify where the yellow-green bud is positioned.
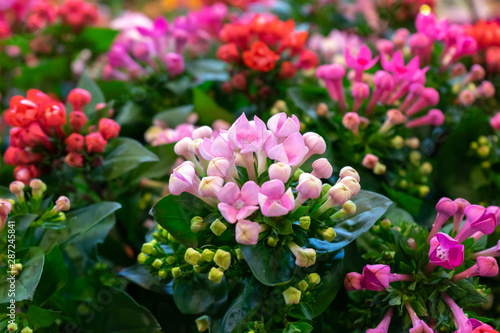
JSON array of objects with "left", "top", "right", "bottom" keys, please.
[
  {"left": 470, "top": 141, "right": 478, "bottom": 150},
  {"left": 168, "top": 233, "right": 176, "bottom": 242},
  {"left": 342, "top": 200, "right": 356, "bottom": 215},
  {"left": 482, "top": 161, "right": 491, "bottom": 169},
  {"left": 202, "top": 249, "right": 215, "bottom": 262},
  {"left": 210, "top": 219, "right": 227, "bottom": 236},
  {"left": 208, "top": 267, "right": 224, "bottom": 284},
  {"left": 418, "top": 185, "right": 430, "bottom": 198},
  {"left": 184, "top": 248, "right": 201, "bottom": 266},
  {"left": 141, "top": 243, "right": 154, "bottom": 255},
  {"left": 234, "top": 248, "right": 244, "bottom": 260},
  {"left": 214, "top": 249, "right": 231, "bottom": 270},
  {"left": 293, "top": 168, "right": 304, "bottom": 180},
  {"left": 298, "top": 280, "right": 309, "bottom": 292},
  {"left": 478, "top": 145, "right": 490, "bottom": 158},
  {"left": 321, "top": 183, "right": 332, "bottom": 197},
  {"left": 321, "top": 227, "right": 336, "bottom": 242},
  {"left": 308, "top": 273, "right": 321, "bottom": 284},
  {"left": 381, "top": 219, "right": 391, "bottom": 229},
  {"left": 195, "top": 315, "right": 210, "bottom": 332},
  {"left": 373, "top": 163, "right": 387, "bottom": 175},
  {"left": 152, "top": 259, "right": 163, "bottom": 269},
  {"left": 409, "top": 151, "right": 421, "bottom": 165},
  {"left": 21, "top": 327, "right": 33, "bottom": 333},
  {"left": 172, "top": 267, "right": 182, "bottom": 278},
  {"left": 274, "top": 100, "right": 287, "bottom": 113},
  {"left": 478, "top": 136, "right": 488, "bottom": 145},
  {"left": 282, "top": 287, "right": 301, "bottom": 305},
  {"left": 193, "top": 265, "right": 204, "bottom": 273},
  {"left": 166, "top": 256, "right": 176, "bottom": 265},
  {"left": 300, "top": 216, "right": 311, "bottom": 230},
  {"left": 391, "top": 135, "right": 404, "bottom": 149},
  {"left": 372, "top": 225, "right": 380, "bottom": 233},
  {"left": 138, "top": 253, "right": 148, "bottom": 264},
  {"left": 267, "top": 236, "right": 279, "bottom": 247},
  {"left": 399, "top": 179, "right": 408, "bottom": 189},
  {"left": 158, "top": 270, "right": 168, "bottom": 279},
  {"left": 7, "top": 323, "right": 18, "bottom": 332},
  {"left": 420, "top": 162, "right": 433, "bottom": 175},
  {"left": 191, "top": 216, "right": 206, "bottom": 233},
  {"left": 393, "top": 226, "right": 401, "bottom": 232}
]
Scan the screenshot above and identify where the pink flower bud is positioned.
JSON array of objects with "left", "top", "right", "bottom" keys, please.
[
  {"left": 376, "top": 39, "right": 394, "bottom": 56},
  {"left": 303, "top": 132, "right": 326, "bottom": 155},
  {"left": 342, "top": 112, "right": 360, "bottom": 135},
  {"left": 207, "top": 157, "right": 231, "bottom": 178},
  {"left": 65, "top": 133, "right": 84, "bottom": 152},
  {"left": 470, "top": 64, "right": 485, "bottom": 81},
  {"left": 340, "top": 176, "right": 361, "bottom": 196},
  {"left": 269, "top": 162, "right": 292, "bottom": 183},
  {"left": 0, "top": 200, "right": 12, "bottom": 231},
  {"left": 85, "top": 132, "right": 107, "bottom": 153},
  {"left": 405, "top": 87, "right": 439, "bottom": 117},
  {"left": 406, "top": 109, "right": 445, "bottom": 128},
  {"left": 328, "top": 183, "right": 352, "bottom": 205},
  {"left": 478, "top": 81, "right": 495, "bottom": 99},
  {"left": 458, "top": 89, "right": 475, "bottom": 106},
  {"left": 165, "top": 52, "right": 184, "bottom": 76},
  {"left": 198, "top": 176, "right": 224, "bottom": 198},
  {"left": 476, "top": 256, "right": 499, "bottom": 277},
  {"left": 362, "top": 264, "right": 390, "bottom": 291},
  {"left": 174, "top": 137, "right": 193, "bottom": 157},
  {"left": 193, "top": 126, "right": 213, "bottom": 140},
  {"left": 70, "top": 111, "right": 88, "bottom": 132},
  {"left": 374, "top": 70, "right": 393, "bottom": 91},
  {"left": 65, "top": 152, "right": 83, "bottom": 167},
  {"left": 55, "top": 196, "right": 70, "bottom": 211},
  {"left": 9, "top": 181, "right": 25, "bottom": 195},
  {"left": 339, "top": 166, "right": 360, "bottom": 182},
  {"left": 427, "top": 197, "right": 458, "bottom": 242},
  {"left": 235, "top": 219, "right": 260, "bottom": 245},
  {"left": 452, "top": 198, "right": 470, "bottom": 232},
  {"left": 362, "top": 154, "right": 379, "bottom": 169},
  {"left": 98, "top": 118, "right": 121, "bottom": 140},
  {"left": 311, "top": 158, "right": 333, "bottom": 179},
  {"left": 67, "top": 88, "right": 91, "bottom": 111},
  {"left": 169, "top": 161, "right": 197, "bottom": 195},
  {"left": 491, "top": 113, "right": 500, "bottom": 131},
  {"left": 344, "top": 272, "right": 363, "bottom": 291},
  {"left": 352, "top": 82, "right": 370, "bottom": 99},
  {"left": 451, "top": 63, "right": 466, "bottom": 78},
  {"left": 296, "top": 173, "right": 322, "bottom": 200},
  {"left": 393, "top": 28, "right": 409, "bottom": 49}
]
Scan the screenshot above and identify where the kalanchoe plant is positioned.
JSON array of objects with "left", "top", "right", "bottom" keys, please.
[
  {"left": 344, "top": 197, "right": 500, "bottom": 332},
  {"left": 127, "top": 113, "right": 391, "bottom": 332}
]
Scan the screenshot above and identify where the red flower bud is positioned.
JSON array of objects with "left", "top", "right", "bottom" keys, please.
[
  {"left": 20, "top": 122, "right": 52, "bottom": 149},
  {"left": 70, "top": 111, "right": 88, "bottom": 132},
  {"left": 65, "top": 152, "right": 83, "bottom": 167},
  {"left": 65, "top": 133, "right": 85, "bottom": 152},
  {"left": 4, "top": 147, "right": 21, "bottom": 165},
  {"left": 98, "top": 118, "right": 121, "bottom": 140},
  {"left": 14, "top": 165, "right": 39, "bottom": 185},
  {"left": 67, "top": 88, "right": 91, "bottom": 111},
  {"left": 217, "top": 43, "right": 240, "bottom": 63},
  {"left": 85, "top": 132, "right": 107, "bottom": 153}
]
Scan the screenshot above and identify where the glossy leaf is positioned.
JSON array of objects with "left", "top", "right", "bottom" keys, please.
[
  {"left": 154, "top": 104, "right": 194, "bottom": 127},
  {"left": 26, "top": 306, "right": 59, "bottom": 327},
  {"left": 193, "top": 88, "right": 234, "bottom": 124},
  {"left": 33, "top": 246, "right": 68, "bottom": 305},
  {"left": 129, "top": 143, "right": 177, "bottom": 183},
  {"left": 119, "top": 264, "right": 173, "bottom": 295}
]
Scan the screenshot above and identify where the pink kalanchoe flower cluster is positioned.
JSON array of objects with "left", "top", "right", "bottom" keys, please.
[
  {"left": 167, "top": 113, "right": 361, "bottom": 259},
  {"left": 103, "top": 4, "right": 227, "bottom": 81}
]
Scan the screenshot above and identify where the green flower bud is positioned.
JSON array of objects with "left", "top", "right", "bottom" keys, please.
[
  {"left": 381, "top": 219, "right": 391, "bottom": 229},
  {"left": 166, "top": 256, "right": 176, "bottom": 265},
  {"left": 478, "top": 136, "right": 488, "bottom": 145},
  {"left": 393, "top": 226, "right": 401, "bottom": 232},
  {"left": 195, "top": 315, "right": 210, "bottom": 332},
  {"left": 298, "top": 280, "right": 309, "bottom": 292},
  {"left": 9, "top": 263, "right": 22, "bottom": 276},
  {"left": 152, "top": 259, "right": 163, "bottom": 269},
  {"left": 141, "top": 243, "right": 154, "bottom": 255},
  {"left": 191, "top": 216, "right": 206, "bottom": 233},
  {"left": 21, "top": 327, "right": 33, "bottom": 333},
  {"left": 184, "top": 248, "right": 201, "bottom": 266},
  {"left": 7, "top": 323, "right": 18, "bottom": 332},
  {"left": 391, "top": 135, "right": 404, "bottom": 149},
  {"left": 482, "top": 161, "right": 491, "bottom": 169},
  {"left": 234, "top": 248, "right": 244, "bottom": 260},
  {"left": 214, "top": 249, "right": 231, "bottom": 270},
  {"left": 372, "top": 225, "right": 380, "bottom": 233},
  {"left": 409, "top": 151, "right": 421, "bottom": 165},
  {"left": 373, "top": 163, "right": 387, "bottom": 175},
  {"left": 172, "top": 267, "right": 182, "bottom": 278},
  {"left": 478, "top": 145, "right": 490, "bottom": 158},
  {"left": 282, "top": 287, "right": 301, "bottom": 305},
  {"left": 267, "top": 236, "right": 279, "bottom": 247},
  {"left": 158, "top": 270, "right": 168, "bottom": 279},
  {"left": 193, "top": 265, "right": 204, "bottom": 273},
  {"left": 321, "top": 183, "right": 332, "bottom": 197},
  {"left": 308, "top": 273, "right": 321, "bottom": 284},
  {"left": 418, "top": 185, "right": 430, "bottom": 198},
  {"left": 202, "top": 249, "right": 215, "bottom": 262},
  {"left": 300, "top": 216, "right": 311, "bottom": 230},
  {"left": 293, "top": 168, "right": 304, "bottom": 181},
  {"left": 162, "top": 229, "right": 169, "bottom": 238},
  {"left": 138, "top": 253, "right": 148, "bottom": 264},
  {"left": 208, "top": 267, "right": 224, "bottom": 284},
  {"left": 420, "top": 162, "right": 433, "bottom": 175},
  {"left": 210, "top": 219, "right": 227, "bottom": 236},
  {"left": 321, "top": 227, "right": 336, "bottom": 242}
]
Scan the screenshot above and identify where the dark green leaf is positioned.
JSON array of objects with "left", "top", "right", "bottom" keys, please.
[
  {"left": 33, "top": 246, "right": 68, "bottom": 305},
  {"left": 130, "top": 143, "right": 177, "bottom": 183},
  {"left": 26, "top": 306, "right": 59, "bottom": 327},
  {"left": 74, "top": 27, "right": 119, "bottom": 54},
  {"left": 154, "top": 105, "right": 195, "bottom": 127},
  {"left": 72, "top": 70, "right": 105, "bottom": 116},
  {"left": 119, "top": 264, "right": 173, "bottom": 295},
  {"left": 187, "top": 60, "right": 229, "bottom": 84},
  {"left": 193, "top": 88, "right": 234, "bottom": 124}
]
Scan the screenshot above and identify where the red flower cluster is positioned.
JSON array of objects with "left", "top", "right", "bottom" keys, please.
[
  {"left": 58, "top": 0, "right": 98, "bottom": 31},
  {"left": 465, "top": 20, "right": 500, "bottom": 50},
  {"left": 217, "top": 15, "right": 318, "bottom": 75},
  {"left": 3, "top": 88, "right": 120, "bottom": 184},
  {"left": 202, "top": 0, "right": 265, "bottom": 10}
]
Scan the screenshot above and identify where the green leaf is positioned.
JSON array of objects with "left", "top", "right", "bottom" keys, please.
[
  {"left": 173, "top": 273, "right": 228, "bottom": 315},
  {"left": 83, "top": 288, "right": 162, "bottom": 333},
  {"left": 289, "top": 250, "right": 344, "bottom": 319},
  {"left": 448, "top": 280, "right": 487, "bottom": 304},
  {"left": 12, "top": 214, "right": 38, "bottom": 236},
  {"left": 239, "top": 242, "right": 295, "bottom": 286},
  {"left": 264, "top": 216, "right": 293, "bottom": 235},
  {"left": 39, "top": 202, "right": 121, "bottom": 252},
  {"left": 151, "top": 193, "right": 211, "bottom": 248},
  {"left": 129, "top": 143, "right": 177, "bottom": 183},
  {"left": 193, "top": 88, "right": 234, "bottom": 124},
  {"left": 72, "top": 70, "right": 105, "bottom": 116},
  {"left": 0, "top": 186, "right": 15, "bottom": 200},
  {"left": 154, "top": 104, "right": 195, "bottom": 127},
  {"left": 0, "top": 247, "right": 44, "bottom": 303},
  {"left": 26, "top": 306, "right": 59, "bottom": 327},
  {"left": 306, "top": 190, "right": 392, "bottom": 253},
  {"left": 99, "top": 137, "right": 159, "bottom": 180},
  {"left": 74, "top": 27, "right": 119, "bottom": 54},
  {"left": 33, "top": 246, "right": 68, "bottom": 305},
  {"left": 119, "top": 264, "right": 173, "bottom": 295},
  {"left": 186, "top": 59, "right": 229, "bottom": 84}
]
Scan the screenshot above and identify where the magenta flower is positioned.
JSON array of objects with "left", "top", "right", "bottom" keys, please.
[
  {"left": 235, "top": 219, "right": 260, "bottom": 245},
  {"left": 453, "top": 198, "right": 470, "bottom": 233},
  {"left": 429, "top": 233, "right": 464, "bottom": 270},
  {"left": 367, "top": 308, "right": 393, "bottom": 333},
  {"left": 452, "top": 256, "right": 499, "bottom": 281},
  {"left": 405, "top": 302, "right": 433, "bottom": 333},
  {"left": 381, "top": 51, "right": 421, "bottom": 83},
  {"left": 472, "top": 240, "right": 500, "bottom": 259},
  {"left": 200, "top": 134, "right": 235, "bottom": 161},
  {"left": 362, "top": 264, "right": 413, "bottom": 291},
  {"left": 265, "top": 132, "right": 309, "bottom": 167},
  {"left": 217, "top": 181, "right": 260, "bottom": 223},
  {"left": 258, "top": 180, "right": 294, "bottom": 217},
  {"left": 443, "top": 293, "right": 478, "bottom": 332},
  {"left": 266, "top": 113, "right": 300, "bottom": 138},
  {"left": 455, "top": 205, "right": 496, "bottom": 243},
  {"left": 415, "top": 12, "right": 448, "bottom": 40},
  {"left": 317, "top": 64, "right": 347, "bottom": 111},
  {"left": 228, "top": 114, "right": 269, "bottom": 153},
  {"left": 345, "top": 45, "right": 379, "bottom": 82},
  {"left": 344, "top": 272, "right": 363, "bottom": 291},
  {"left": 165, "top": 53, "right": 184, "bottom": 76},
  {"left": 137, "top": 16, "right": 169, "bottom": 38},
  {"left": 427, "top": 197, "right": 458, "bottom": 242}
]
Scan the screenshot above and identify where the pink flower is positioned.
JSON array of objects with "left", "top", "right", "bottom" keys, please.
[
  {"left": 443, "top": 293, "right": 482, "bottom": 333},
  {"left": 235, "top": 219, "right": 260, "bottom": 245},
  {"left": 381, "top": 51, "right": 420, "bottom": 82},
  {"left": 217, "top": 181, "right": 260, "bottom": 223},
  {"left": 455, "top": 205, "right": 496, "bottom": 243},
  {"left": 491, "top": 113, "right": 500, "bottom": 131},
  {"left": 367, "top": 308, "right": 393, "bottom": 333},
  {"left": 344, "top": 272, "right": 363, "bottom": 291},
  {"left": 266, "top": 113, "right": 300, "bottom": 137},
  {"left": 427, "top": 197, "right": 458, "bottom": 242},
  {"left": 200, "top": 135, "right": 234, "bottom": 160},
  {"left": 472, "top": 240, "right": 500, "bottom": 259},
  {"left": 362, "top": 265, "right": 413, "bottom": 291},
  {"left": 405, "top": 301, "right": 433, "bottom": 333},
  {"left": 265, "top": 132, "right": 309, "bottom": 166},
  {"left": 415, "top": 12, "right": 448, "bottom": 40},
  {"left": 429, "top": 233, "right": 464, "bottom": 270},
  {"left": 165, "top": 53, "right": 184, "bottom": 76},
  {"left": 406, "top": 109, "right": 444, "bottom": 128},
  {"left": 258, "top": 180, "right": 294, "bottom": 217},
  {"left": 345, "top": 45, "right": 379, "bottom": 82},
  {"left": 169, "top": 161, "right": 197, "bottom": 195},
  {"left": 452, "top": 256, "right": 499, "bottom": 281},
  {"left": 362, "top": 154, "right": 379, "bottom": 169},
  {"left": 228, "top": 114, "right": 269, "bottom": 153}
]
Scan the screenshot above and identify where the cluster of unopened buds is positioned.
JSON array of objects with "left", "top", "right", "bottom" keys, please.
[
  {"left": 465, "top": 20, "right": 500, "bottom": 74},
  {"left": 3, "top": 88, "right": 120, "bottom": 183},
  {"left": 217, "top": 14, "right": 318, "bottom": 96},
  {"left": 104, "top": 4, "right": 226, "bottom": 81},
  {"left": 139, "top": 113, "right": 362, "bottom": 284},
  {"left": 345, "top": 197, "right": 500, "bottom": 333}
]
